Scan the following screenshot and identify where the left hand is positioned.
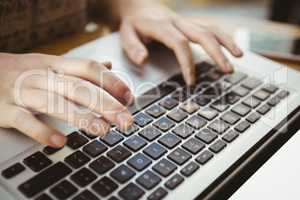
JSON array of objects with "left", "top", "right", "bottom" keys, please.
[{"left": 117, "top": 0, "right": 243, "bottom": 85}]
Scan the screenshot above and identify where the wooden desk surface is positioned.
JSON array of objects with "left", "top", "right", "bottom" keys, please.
[{"left": 33, "top": 16, "right": 300, "bottom": 71}]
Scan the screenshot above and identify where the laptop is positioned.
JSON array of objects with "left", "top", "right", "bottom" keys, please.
[{"left": 0, "top": 33, "right": 299, "bottom": 200}]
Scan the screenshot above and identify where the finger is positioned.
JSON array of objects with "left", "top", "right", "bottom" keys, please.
[
  {"left": 120, "top": 21, "right": 149, "bottom": 66},
  {"left": 174, "top": 19, "right": 233, "bottom": 73},
  {"left": 102, "top": 61, "right": 112, "bottom": 70},
  {"left": 3, "top": 105, "right": 66, "bottom": 148}
]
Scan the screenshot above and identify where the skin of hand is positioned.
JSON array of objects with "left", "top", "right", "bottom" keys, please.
[
  {"left": 0, "top": 53, "right": 134, "bottom": 148},
  {"left": 116, "top": 0, "right": 243, "bottom": 85}
]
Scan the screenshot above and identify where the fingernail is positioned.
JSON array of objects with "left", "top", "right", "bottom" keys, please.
[
  {"left": 50, "top": 134, "right": 66, "bottom": 147},
  {"left": 123, "top": 91, "right": 134, "bottom": 105},
  {"left": 117, "top": 111, "right": 133, "bottom": 130},
  {"left": 235, "top": 47, "right": 243, "bottom": 56}
]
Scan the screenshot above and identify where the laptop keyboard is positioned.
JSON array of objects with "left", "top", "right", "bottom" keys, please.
[{"left": 1, "top": 62, "right": 290, "bottom": 200}]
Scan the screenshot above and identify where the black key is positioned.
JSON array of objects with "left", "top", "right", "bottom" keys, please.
[
  {"left": 180, "top": 101, "right": 200, "bottom": 114},
  {"left": 186, "top": 115, "right": 207, "bottom": 129},
  {"left": 70, "top": 167, "right": 97, "bottom": 187},
  {"left": 83, "top": 140, "right": 107, "bottom": 158},
  {"left": 2, "top": 163, "right": 25, "bottom": 179},
  {"left": 198, "top": 108, "right": 218, "bottom": 120},
  {"left": 182, "top": 138, "right": 205, "bottom": 154},
  {"left": 117, "top": 124, "right": 139, "bottom": 137},
  {"left": 242, "top": 77, "right": 262, "bottom": 90},
  {"left": 208, "top": 120, "right": 229, "bottom": 134},
  {"left": 147, "top": 187, "right": 168, "bottom": 200},
  {"left": 222, "top": 130, "right": 239, "bottom": 143},
  {"left": 158, "top": 133, "right": 181, "bottom": 149},
  {"left": 215, "top": 80, "right": 232, "bottom": 91},
  {"left": 152, "top": 158, "right": 177, "bottom": 177},
  {"left": 35, "top": 193, "right": 53, "bottom": 200},
  {"left": 124, "top": 135, "right": 147, "bottom": 152},
  {"left": 92, "top": 176, "right": 118, "bottom": 197},
  {"left": 110, "top": 164, "right": 136, "bottom": 184},
  {"left": 171, "top": 89, "right": 190, "bottom": 102},
  {"left": 235, "top": 121, "right": 251, "bottom": 133},
  {"left": 73, "top": 190, "right": 99, "bottom": 200},
  {"left": 253, "top": 90, "right": 270, "bottom": 101},
  {"left": 89, "top": 156, "right": 115, "bottom": 175},
  {"left": 118, "top": 183, "right": 145, "bottom": 200},
  {"left": 167, "top": 109, "right": 188, "bottom": 122},
  {"left": 153, "top": 117, "right": 175, "bottom": 132},
  {"left": 50, "top": 180, "right": 78, "bottom": 200},
  {"left": 101, "top": 130, "right": 124, "bottom": 147},
  {"left": 180, "top": 161, "right": 199, "bottom": 177},
  {"left": 221, "top": 91, "right": 240, "bottom": 104},
  {"left": 221, "top": 111, "right": 241, "bottom": 125},
  {"left": 127, "top": 153, "right": 152, "bottom": 171},
  {"left": 43, "top": 146, "right": 62, "bottom": 155},
  {"left": 257, "top": 104, "right": 271, "bottom": 115},
  {"left": 209, "top": 140, "right": 227, "bottom": 153},
  {"left": 195, "top": 128, "right": 218, "bottom": 144},
  {"left": 232, "top": 86, "right": 249, "bottom": 97},
  {"left": 18, "top": 162, "right": 72, "bottom": 198},
  {"left": 23, "top": 151, "right": 52, "bottom": 172},
  {"left": 172, "top": 123, "right": 194, "bottom": 139},
  {"left": 262, "top": 84, "right": 278, "bottom": 93},
  {"left": 65, "top": 151, "right": 91, "bottom": 169},
  {"left": 196, "top": 150, "right": 214, "bottom": 165},
  {"left": 243, "top": 96, "right": 261, "bottom": 108},
  {"left": 196, "top": 61, "right": 214, "bottom": 73},
  {"left": 107, "top": 145, "right": 132, "bottom": 163},
  {"left": 167, "top": 148, "right": 192, "bottom": 165},
  {"left": 277, "top": 90, "right": 289, "bottom": 99},
  {"left": 136, "top": 170, "right": 161, "bottom": 190},
  {"left": 146, "top": 105, "right": 166, "bottom": 118},
  {"left": 206, "top": 70, "right": 223, "bottom": 82},
  {"left": 232, "top": 103, "right": 251, "bottom": 117},
  {"left": 143, "top": 143, "right": 167, "bottom": 160},
  {"left": 80, "top": 130, "right": 97, "bottom": 140},
  {"left": 268, "top": 96, "right": 281, "bottom": 107},
  {"left": 211, "top": 99, "right": 230, "bottom": 112},
  {"left": 108, "top": 196, "right": 119, "bottom": 200},
  {"left": 134, "top": 113, "right": 153, "bottom": 127},
  {"left": 224, "top": 72, "right": 247, "bottom": 84},
  {"left": 202, "top": 86, "right": 222, "bottom": 98},
  {"left": 159, "top": 97, "right": 178, "bottom": 110},
  {"left": 67, "top": 132, "right": 89, "bottom": 150},
  {"left": 165, "top": 174, "right": 184, "bottom": 190},
  {"left": 192, "top": 95, "right": 211, "bottom": 106},
  {"left": 246, "top": 112, "right": 261, "bottom": 123},
  {"left": 139, "top": 126, "right": 162, "bottom": 141}
]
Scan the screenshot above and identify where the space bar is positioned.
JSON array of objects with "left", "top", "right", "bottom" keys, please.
[{"left": 18, "top": 162, "right": 72, "bottom": 198}]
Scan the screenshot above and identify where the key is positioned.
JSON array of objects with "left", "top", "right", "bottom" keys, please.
[
  {"left": 134, "top": 113, "right": 153, "bottom": 127},
  {"left": 127, "top": 153, "right": 152, "bottom": 171},
  {"left": 118, "top": 183, "right": 145, "bottom": 200},
  {"left": 221, "top": 91, "right": 240, "bottom": 105},
  {"left": 268, "top": 96, "right": 281, "bottom": 107},
  {"left": 171, "top": 89, "right": 190, "bottom": 102},
  {"left": 146, "top": 105, "right": 166, "bottom": 118},
  {"left": 277, "top": 90, "right": 289, "bottom": 99},
  {"left": 159, "top": 97, "right": 178, "bottom": 110},
  {"left": 167, "top": 109, "right": 188, "bottom": 122},
  {"left": 246, "top": 112, "right": 261, "bottom": 123},
  {"left": 186, "top": 115, "right": 207, "bottom": 129},
  {"left": 215, "top": 80, "right": 232, "bottom": 91},
  {"left": 136, "top": 170, "right": 161, "bottom": 190},
  {"left": 64, "top": 151, "right": 91, "bottom": 169},
  {"left": 147, "top": 187, "right": 168, "bottom": 200},
  {"left": 180, "top": 161, "right": 199, "bottom": 177},
  {"left": 221, "top": 111, "right": 241, "bottom": 125},
  {"left": 232, "top": 86, "right": 249, "bottom": 97},
  {"left": 232, "top": 103, "right": 251, "bottom": 117},
  {"left": 257, "top": 104, "right": 271, "bottom": 115},
  {"left": 67, "top": 132, "right": 89, "bottom": 150},
  {"left": 89, "top": 156, "right": 115, "bottom": 175},
  {"left": 50, "top": 180, "right": 78, "bottom": 200},
  {"left": 92, "top": 176, "right": 118, "bottom": 197},
  {"left": 253, "top": 90, "right": 270, "bottom": 101},
  {"left": 80, "top": 130, "right": 97, "bottom": 140},
  {"left": 83, "top": 140, "right": 107, "bottom": 158},
  {"left": 35, "top": 193, "right": 53, "bottom": 200},
  {"left": 165, "top": 174, "right": 184, "bottom": 190},
  {"left": 192, "top": 95, "right": 211, "bottom": 106},
  {"left": 139, "top": 126, "right": 162, "bottom": 141},
  {"left": 196, "top": 150, "right": 214, "bottom": 165},
  {"left": 43, "top": 146, "right": 62, "bottom": 155},
  {"left": 242, "top": 77, "right": 262, "bottom": 90},
  {"left": 23, "top": 151, "right": 52, "bottom": 172},
  {"left": 206, "top": 70, "right": 223, "bottom": 81},
  {"left": 70, "top": 167, "right": 97, "bottom": 187},
  {"left": 101, "top": 130, "right": 124, "bottom": 147},
  {"left": 209, "top": 140, "right": 227, "bottom": 153},
  {"left": 195, "top": 128, "right": 218, "bottom": 144},
  {"left": 117, "top": 124, "right": 139, "bottom": 137},
  {"left": 152, "top": 159, "right": 177, "bottom": 177},
  {"left": 153, "top": 117, "right": 175, "bottom": 132},
  {"left": 224, "top": 72, "right": 247, "bottom": 84},
  {"left": 262, "top": 84, "right": 278, "bottom": 94},
  {"left": 172, "top": 123, "right": 195, "bottom": 139},
  {"left": 143, "top": 143, "right": 167, "bottom": 160},
  {"left": 243, "top": 96, "right": 261, "bottom": 108},
  {"left": 2, "top": 163, "right": 25, "bottom": 179},
  {"left": 182, "top": 138, "right": 205, "bottom": 154},
  {"left": 198, "top": 108, "right": 218, "bottom": 120},
  {"left": 196, "top": 61, "right": 214, "bottom": 72},
  {"left": 124, "top": 135, "right": 147, "bottom": 152},
  {"left": 180, "top": 101, "right": 200, "bottom": 114},
  {"left": 208, "top": 120, "right": 229, "bottom": 134},
  {"left": 158, "top": 133, "right": 181, "bottom": 149},
  {"left": 107, "top": 145, "right": 132, "bottom": 163},
  {"left": 73, "top": 190, "right": 99, "bottom": 200},
  {"left": 202, "top": 86, "right": 222, "bottom": 98},
  {"left": 108, "top": 196, "right": 119, "bottom": 200},
  {"left": 167, "top": 148, "right": 192, "bottom": 165},
  {"left": 210, "top": 100, "right": 229, "bottom": 112},
  {"left": 110, "top": 164, "right": 136, "bottom": 184},
  {"left": 222, "top": 130, "right": 239, "bottom": 143},
  {"left": 235, "top": 121, "right": 251, "bottom": 133}
]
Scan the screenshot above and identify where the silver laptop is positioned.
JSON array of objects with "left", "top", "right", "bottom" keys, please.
[{"left": 0, "top": 33, "right": 300, "bottom": 200}]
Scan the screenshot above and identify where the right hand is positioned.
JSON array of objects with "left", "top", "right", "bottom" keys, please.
[{"left": 0, "top": 53, "right": 134, "bottom": 148}]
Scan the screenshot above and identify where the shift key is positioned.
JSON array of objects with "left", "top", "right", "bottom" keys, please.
[{"left": 18, "top": 162, "right": 72, "bottom": 198}]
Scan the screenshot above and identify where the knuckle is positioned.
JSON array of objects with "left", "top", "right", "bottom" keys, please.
[{"left": 84, "top": 59, "right": 100, "bottom": 74}]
